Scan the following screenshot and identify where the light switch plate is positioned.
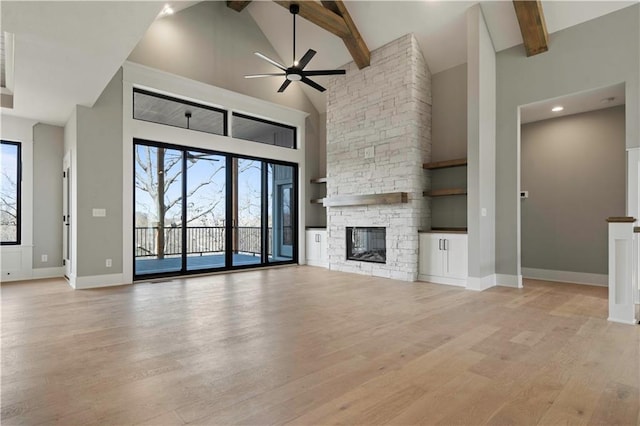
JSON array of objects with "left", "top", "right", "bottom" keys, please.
[{"left": 92, "top": 208, "right": 106, "bottom": 217}]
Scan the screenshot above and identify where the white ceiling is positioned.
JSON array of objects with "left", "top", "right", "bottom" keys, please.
[
  {"left": 520, "top": 83, "right": 626, "bottom": 124},
  {"left": 0, "top": 1, "right": 165, "bottom": 125},
  {"left": 1, "top": 0, "right": 637, "bottom": 124},
  {"left": 249, "top": 0, "right": 637, "bottom": 113}
]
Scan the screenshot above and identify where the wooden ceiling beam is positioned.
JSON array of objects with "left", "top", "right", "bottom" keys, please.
[
  {"left": 321, "top": 0, "right": 370, "bottom": 69},
  {"left": 226, "top": 1, "right": 252, "bottom": 12},
  {"left": 228, "top": 0, "right": 370, "bottom": 69},
  {"left": 512, "top": 0, "right": 549, "bottom": 57},
  {"left": 273, "top": 1, "right": 350, "bottom": 38}
]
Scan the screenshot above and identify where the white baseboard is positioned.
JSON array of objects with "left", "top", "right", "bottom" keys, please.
[
  {"left": 306, "top": 260, "right": 328, "bottom": 268},
  {"left": 74, "top": 273, "right": 130, "bottom": 290},
  {"left": 522, "top": 267, "right": 607, "bottom": 287},
  {"left": 466, "top": 274, "right": 496, "bottom": 292},
  {"left": 496, "top": 274, "right": 523, "bottom": 288},
  {"left": 418, "top": 274, "right": 466, "bottom": 288},
  {"left": 32, "top": 266, "right": 65, "bottom": 279}
]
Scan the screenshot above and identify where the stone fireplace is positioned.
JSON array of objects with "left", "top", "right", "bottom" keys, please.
[{"left": 325, "top": 34, "right": 431, "bottom": 281}]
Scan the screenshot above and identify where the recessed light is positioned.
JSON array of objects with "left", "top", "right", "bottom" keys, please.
[
  {"left": 551, "top": 106, "right": 564, "bottom": 112},
  {"left": 160, "top": 4, "right": 174, "bottom": 16}
]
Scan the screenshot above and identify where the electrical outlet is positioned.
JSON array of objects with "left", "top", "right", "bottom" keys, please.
[
  {"left": 106, "top": 259, "right": 112, "bottom": 268},
  {"left": 481, "top": 208, "right": 487, "bottom": 217},
  {"left": 364, "top": 146, "right": 375, "bottom": 159},
  {"left": 41, "top": 254, "right": 48, "bottom": 262}
]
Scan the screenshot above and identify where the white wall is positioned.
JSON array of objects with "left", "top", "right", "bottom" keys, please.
[
  {"left": 1, "top": 115, "right": 35, "bottom": 281},
  {"left": 466, "top": 5, "right": 497, "bottom": 291}
]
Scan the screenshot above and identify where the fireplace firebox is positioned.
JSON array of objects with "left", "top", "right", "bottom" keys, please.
[{"left": 346, "top": 227, "right": 386, "bottom": 264}]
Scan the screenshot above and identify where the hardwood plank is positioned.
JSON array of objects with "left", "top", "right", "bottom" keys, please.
[
  {"left": 513, "top": 0, "right": 549, "bottom": 57},
  {"left": 1, "top": 273, "right": 638, "bottom": 425},
  {"left": 423, "top": 157, "right": 468, "bottom": 169}
]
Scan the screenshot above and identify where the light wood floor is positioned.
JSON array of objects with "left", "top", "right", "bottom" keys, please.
[{"left": 2, "top": 267, "right": 639, "bottom": 425}]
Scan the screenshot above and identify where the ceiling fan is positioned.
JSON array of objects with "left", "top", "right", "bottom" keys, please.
[{"left": 244, "top": 3, "right": 346, "bottom": 93}]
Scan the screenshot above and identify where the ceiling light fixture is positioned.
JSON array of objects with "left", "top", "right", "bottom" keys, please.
[
  {"left": 160, "top": 4, "right": 174, "bottom": 16},
  {"left": 551, "top": 106, "right": 564, "bottom": 112}
]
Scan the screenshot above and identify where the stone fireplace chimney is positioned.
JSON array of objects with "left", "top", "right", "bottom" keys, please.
[{"left": 325, "top": 34, "right": 431, "bottom": 281}]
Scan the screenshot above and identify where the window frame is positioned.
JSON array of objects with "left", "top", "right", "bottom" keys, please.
[
  {"left": 133, "top": 88, "right": 229, "bottom": 136},
  {"left": 231, "top": 112, "right": 298, "bottom": 149},
  {"left": 1, "top": 140, "right": 22, "bottom": 246}
]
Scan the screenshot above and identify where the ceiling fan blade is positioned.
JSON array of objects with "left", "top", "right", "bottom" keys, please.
[
  {"left": 297, "top": 49, "right": 316, "bottom": 69},
  {"left": 277, "top": 79, "right": 292, "bottom": 93},
  {"left": 301, "top": 77, "right": 326, "bottom": 92},
  {"left": 245, "top": 73, "right": 286, "bottom": 79},
  {"left": 303, "top": 70, "right": 346, "bottom": 76},
  {"left": 255, "top": 52, "right": 287, "bottom": 71}
]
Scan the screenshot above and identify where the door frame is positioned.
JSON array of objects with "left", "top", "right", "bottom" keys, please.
[{"left": 132, "top": 138, "right": 298, "bottom": 281}]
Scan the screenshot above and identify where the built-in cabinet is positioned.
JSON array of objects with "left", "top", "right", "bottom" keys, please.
[
  {"left": 418, "top": 232, "right": 467, "bottom": 287},
  {"left": 305, "top": 229, "right": 327, "bottom": 267}
]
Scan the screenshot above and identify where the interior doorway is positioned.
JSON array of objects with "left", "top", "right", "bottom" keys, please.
[{"left": 518, "top": 83, "right": 626, "bottom": 287}]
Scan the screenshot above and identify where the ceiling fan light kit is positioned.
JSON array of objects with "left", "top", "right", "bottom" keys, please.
[{"left": 244, "top": 3, "right": 345, "bottom": 93}]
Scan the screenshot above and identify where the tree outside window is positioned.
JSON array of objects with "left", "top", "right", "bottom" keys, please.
[{"left": 1, "top": 141, "right": 21, "bottom": 245}]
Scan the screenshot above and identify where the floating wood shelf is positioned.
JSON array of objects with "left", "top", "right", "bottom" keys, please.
[
  {"left": 423, "top": 188, "right": 467, "bottom": 197},
  {"left": 423, "top": 158, "right": 467, "bottom": 170},
  {"left": 310, "top": 177, "right": 327, "bottom": 184},
  {"left": 430, "top": 227, "right": 468, "bottom": 233},
  {"left": 606, "top": 216, "right": 636, "bottom": 223},
  {"left": 310, "top": 198, "right": 325, "bottom": 205},
  {"left": 323, "top": 192, "right": 408, "bottom": 207}
]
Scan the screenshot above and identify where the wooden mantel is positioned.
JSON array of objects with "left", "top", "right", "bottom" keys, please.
[{"left": 323, "top": 192, "right": 408, "bottom": 207}]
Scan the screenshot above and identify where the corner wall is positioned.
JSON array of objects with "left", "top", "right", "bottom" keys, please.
[
  {"left": 467, "top": 5, "right": 496, "bottom": 290},
  {"left": 496, "top": 4, "right": 640, "bottom": 280}
]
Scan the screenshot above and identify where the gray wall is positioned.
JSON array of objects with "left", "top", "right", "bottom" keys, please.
[
  {"left": 521, "top": 106, "right": 625, "bottom": 275},
  {"left": 32, "top": 123, "right": 64, "bottom": 269},
  {"left": 496, "top": 5, "right": 639, "bottom": 277},
  {"left": 76, "top": 69, "right": 123, "bottom": 277},
  {"left": 432, "top": 63, "right": 467, "bottom": 162},
  {"left": 128, "top": 0, "right": 322, "bottom": 227},
  {"left": 431, "top": 63, "right": 467, "bottom": 229}
]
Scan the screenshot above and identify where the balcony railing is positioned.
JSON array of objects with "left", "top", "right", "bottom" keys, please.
[{"left": 135, "top": 226, "right": 292, "bottom": 258}]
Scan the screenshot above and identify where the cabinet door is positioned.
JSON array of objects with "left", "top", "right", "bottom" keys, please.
[
  {"left": 444, "top": 234, "right": 467, "bottom": 279},
  {"left": 419, "top": 234, "right": 443, "bottom": 277},
  {"left": 305, "top": 231, "right": 319, "bottom": 263},
  {"left": 317, "top": 231, "right": 327, "bottom": 264}
]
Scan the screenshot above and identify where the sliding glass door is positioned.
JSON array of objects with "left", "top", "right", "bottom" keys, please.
[
  {"left": 134, "top": 145, "right": 184, "bottom": 275},
  {"left": 133, "top": 140, "right": 297, "bottom": 279},
  {"left": 185, "top": 151, "right": 226, "bottom": 271}
]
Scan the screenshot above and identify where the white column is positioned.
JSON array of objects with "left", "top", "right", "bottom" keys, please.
[{"left": 607, "top": 218, "right": 638, "bottom": 324}]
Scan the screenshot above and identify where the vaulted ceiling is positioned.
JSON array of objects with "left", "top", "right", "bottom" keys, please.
[{"left": 1, "top": 0, "right": 636, "bottom": 124}]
